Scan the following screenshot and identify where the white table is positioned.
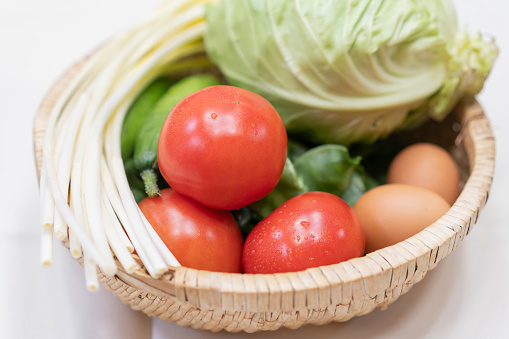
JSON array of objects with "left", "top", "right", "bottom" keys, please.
[{"left": 1, "top": 1, "right": 507, "bottom": 338}]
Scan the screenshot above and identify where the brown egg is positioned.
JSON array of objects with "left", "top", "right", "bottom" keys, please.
[
  {"left": 353, "top": 184, "right": 451, "bottom": 253},
  {"left": 387, "top": 142, "right": 460, "bottom": 206}
]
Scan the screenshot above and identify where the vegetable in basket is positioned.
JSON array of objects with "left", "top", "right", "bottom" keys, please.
[
  {"left": 243, "top": 191, "right": 366, "bottom": 274},
  {"left": 157, "top": 85, "right": 288, "bottom": 210},
  {"left": 121, "top": 77, "right": 172, "bottom": 160},
  {"left": 139, "top": 188, "right": 244, "bottom": 273},
  {"left": 123, "top": 157, "right": 149, "bottom": 203},
  {"left": 204, "top": 0, "right": 498, "bottom": 145}
]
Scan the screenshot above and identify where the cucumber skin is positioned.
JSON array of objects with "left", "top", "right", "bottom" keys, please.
[
  {"left": 131, "top": 186, "right": 148, "bottom": 204},
  {"left": 121, "top": 78, "right": 172, "bottom": 160},
  {"left": 123, "top": 157, "right": 147, "bottom": 202},
  {"left": 133, "top": 73, "right": 222, "bottom": 172}
]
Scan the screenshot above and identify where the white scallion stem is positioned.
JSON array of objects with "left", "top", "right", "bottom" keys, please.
[
  {"left": 43, "top": 80, "right": 105, "bottom": 265},
  {"left": 83, "top": 136, "right": 117, "bottom": 277},
  {"left": 40, "top": 43, "right": 123, "bottom": 250},
  {"left": 102, "top": 185, "right": 135, "bottom": 254},
  {"left": 79, "top": 191, "right": 108, "bottom": 289},
  {"left": 101, "top": 191, "right": 139, "bottom": 274},
  {"left": 54, "top": 94, "right": 91, "bottom": 240},
  {"left": 51, "top": 105, "right": 72, "bottom": 241},
  {"left": 111, "top": 157, "right": 168, "bottom": 278},
  {"left": 53, "top": 116, "right": 69, "bottom": 240},
  {"left": 68, "top": 227, "right": 83, "bottom": 260},
  {"left": 69, "top": 163, "right": 87, "bottom": 259},
  {"left": 118, "top": 226, "right": 134, "bottom": 254},
  {"left": 53, "top": 213, "right": 68, "bottom": 241},
  {"left": 83, "top": 257, "right": 100, "bottom": 292},
  {"left": 125, "top": 3, "right": 206, "bottom": 66},
  {"left": 100, "top": 135, "right": 164, "bottom": 277},
  {"left": 39, "top": 164, "right": 55, "bottom": 230},
  {"left": 99, "top": 158, "right": 135, "bottom": 253},
  {"left": 43, "top": 142, "right": 106, "bottom": 269},
  {"left": 40, "top": 224, "right": 54, "bottom": 267}
]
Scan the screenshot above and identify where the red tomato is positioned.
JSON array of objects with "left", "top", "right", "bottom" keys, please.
[
  {"left": 157, "top": 85, "right": 287, "bottom": 210},
  {"left": 242, "top": 192, "right": 365, "bottom": 274},
  {"left": 138, "top": 188, "right": 243, "bottom": 273}
]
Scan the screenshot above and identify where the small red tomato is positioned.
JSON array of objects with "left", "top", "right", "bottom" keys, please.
[
  {"left": 157, "top": 85, "right": 287, "bottom": 210},
  {"left": 138, "top": 188, "right": 243, "bottom": 273},
  {"left": 242, "top": 191, "right": 365, "bottom": 274}
]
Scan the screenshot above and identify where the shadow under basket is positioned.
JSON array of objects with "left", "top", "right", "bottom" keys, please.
[{"left": 33, "top": 61, "right": 495, "bottom": 333}]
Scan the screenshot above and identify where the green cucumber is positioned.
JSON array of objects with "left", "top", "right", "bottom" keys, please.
[
  {"left": 133, "top": 73, "right": 222, "bottom": 197},
  {"left": 121, "top": 77, "right": 172, "bottom": 160}
]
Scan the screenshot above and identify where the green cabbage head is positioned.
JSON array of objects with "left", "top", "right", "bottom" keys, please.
[{"left": 204, "top": 0, "right": 498, "bottom": 145}]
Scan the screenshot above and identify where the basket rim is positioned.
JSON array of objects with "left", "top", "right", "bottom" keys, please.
[{"left": 33, "top": 55, "right": 495, "bottom": 313}]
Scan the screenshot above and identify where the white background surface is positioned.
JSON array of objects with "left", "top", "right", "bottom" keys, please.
[{"left": 1, "top": 1, "right": 507, "bottom": 338}]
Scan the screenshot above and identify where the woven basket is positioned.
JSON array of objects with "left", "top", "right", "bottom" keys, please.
[{"left": 33, "top": 57, "right": 495, "bottom": 333}]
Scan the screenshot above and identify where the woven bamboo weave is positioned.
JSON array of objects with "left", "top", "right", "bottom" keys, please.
[{"left": 33, "top": 58, "right": 495, "bottom": 333}]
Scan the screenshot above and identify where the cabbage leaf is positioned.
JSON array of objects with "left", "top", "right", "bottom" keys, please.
[{"left": 204, "top": 0, "right": 498, "bottom": 145}]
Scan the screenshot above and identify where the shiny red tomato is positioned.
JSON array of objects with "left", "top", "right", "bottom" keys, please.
[
  {"left": 157, "top": 85, "right": 287, "bottom": 211},
  {"left": 242, "top": 191, "right": 365, "bottom": 274},
  {"left": 138, "top": 188, "right": 243, "bottom": 273}
]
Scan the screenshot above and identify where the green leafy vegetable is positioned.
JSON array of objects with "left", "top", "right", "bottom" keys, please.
[
  {"left": 293, "top": 144, "right": 361, "bottom": 196},
  {"left": 341, "top": 166, "right": 379, "bottom": 207},
  {"left": 249, "top": 158, "right": 305, "bottom": 218},
  {"left": 249, "top": 143, "right": 378, "bottom": 219},
  {"left": 204, "top": 0, "right": 498, "bottom": 145}
]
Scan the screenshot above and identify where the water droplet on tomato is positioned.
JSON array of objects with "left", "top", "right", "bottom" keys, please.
[
  {"left": 275, "top": 250, "right": 282, "bottom": 256},
  {"left": 254, "top": 130, "right": 258, "bottom": 135},
  {"left": 296, "top": 235, "right": 301, "bottom": 242},
  {"left": 300, "top": 221, "right": 310, "bottom": 228},
  {"left": 287, "top": 248, "right": 293, "bottom": 261},
  {"left": 211, "top": 112, "right": 217, "bottom": 119}
]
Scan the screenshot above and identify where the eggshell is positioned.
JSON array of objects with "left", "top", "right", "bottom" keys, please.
[
  {"left": 387, "top": 142, "right": 460, "bottom": 205},
  {"left": 353, "top": 184, "right": 451, "bottom": 254}
]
